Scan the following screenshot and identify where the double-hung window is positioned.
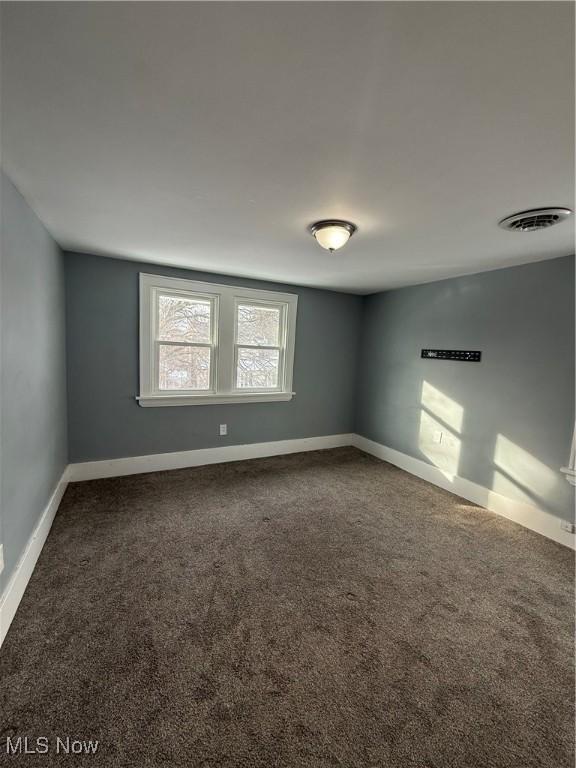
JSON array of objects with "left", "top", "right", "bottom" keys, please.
[{"left": 138, "top": 274, "right": 297, "bottom": 406}]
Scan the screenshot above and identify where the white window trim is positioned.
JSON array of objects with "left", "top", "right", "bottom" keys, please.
[{"left": 138, "top": 273, "right": 298, "bottom": 407}]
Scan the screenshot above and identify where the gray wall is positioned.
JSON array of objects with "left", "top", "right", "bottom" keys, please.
[
  {"left": 65, "top": 252, "right": 363, "bottom": 462},
  {"left": 356, "top": 255, "right": 575, "bottom": 521},
  {"left": 0, "top": 172, "right": 68, "bottom": 594}
]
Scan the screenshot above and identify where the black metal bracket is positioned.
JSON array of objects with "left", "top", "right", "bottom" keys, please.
[{"left": 421, "top": 349, "right": 481, "bottom": 362}]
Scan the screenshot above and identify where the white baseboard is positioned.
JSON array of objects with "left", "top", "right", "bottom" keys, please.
[
  {"left": 0, "top": 474, "right": 69, "bottom": 647},
  {"left": 66, "top": 433, "right": 356, "bottom": 482},
  {"left": 353, "top": 435, "right": 575, "bottom": 549}
]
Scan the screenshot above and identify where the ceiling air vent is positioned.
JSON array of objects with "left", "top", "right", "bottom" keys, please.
[{"left": 498, "top": 207, "right": 572, "bottom": 232}]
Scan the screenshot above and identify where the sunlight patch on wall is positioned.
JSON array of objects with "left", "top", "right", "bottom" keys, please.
[
  {"left": 492, "top": 469, "right": 535, "bottom": 507},
  {"left": 418, "top": 381, "right": 463, "bottom": 481},
  {"left": 421, "top": 381, "right": 464, "bottom": 432},
  {"left": 493, "top": 433, "right": 558, "bottom": 502}
]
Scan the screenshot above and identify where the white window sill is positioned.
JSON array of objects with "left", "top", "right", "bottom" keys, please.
[{"left": 136, "top": 392, "right": 295, "bottom": 407}]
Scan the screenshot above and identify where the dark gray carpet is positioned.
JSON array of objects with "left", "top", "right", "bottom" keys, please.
[{"left": 0, "top": 447, "right": 574, "bottom": 767}]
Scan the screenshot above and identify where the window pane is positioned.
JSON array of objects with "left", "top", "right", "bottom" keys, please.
[
  {"left": 236, "top": 347, "right": 279, "bottom": 389},
  {"left": 159, "top": 345, "right": 211, "bottom": 390},
  {"left": 236, "top": 304, "right": 280, "bottom": 346},
  {"left": 158, "top": 295, "right": 211, "bottom": 343}
]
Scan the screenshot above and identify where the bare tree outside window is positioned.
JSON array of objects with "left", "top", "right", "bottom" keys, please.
[
  {"left": 159, "top": 295, "right": 211, "bottom": 343},
  {"left": 159, "top": 345, "right": 211, "bottom": 390}
]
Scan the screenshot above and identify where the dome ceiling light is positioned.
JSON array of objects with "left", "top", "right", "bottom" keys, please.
[{"left": 308, "top": 220, "right": 357, "bottom": 252}]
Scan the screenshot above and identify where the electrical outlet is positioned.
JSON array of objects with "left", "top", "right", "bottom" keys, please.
[
  {"left": 219, "top": 424, "right": 228, "bottom": 436},
  {"left": 0, "top": 544, "right": 4, "bottom": 576},
  {"left": 560, "top": 520, "right": 576, "bottom": 534}
]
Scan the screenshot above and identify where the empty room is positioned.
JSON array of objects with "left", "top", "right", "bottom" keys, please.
[{"left": 0, "top": 2, "right": 574, "bottom": 766}]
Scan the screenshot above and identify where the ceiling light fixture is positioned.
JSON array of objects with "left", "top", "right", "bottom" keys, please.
[{"left": 308, "top": 220, "right": 357, "bottom": 252}]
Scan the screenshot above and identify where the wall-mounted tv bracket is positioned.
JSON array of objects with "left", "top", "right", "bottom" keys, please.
[{"left": 421, "top": 349, "right": 482, "bottom": 362}]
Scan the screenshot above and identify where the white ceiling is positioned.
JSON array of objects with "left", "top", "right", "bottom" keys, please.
[{"left": 1, "top": 2, "right": 574, "bottom": 294}]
